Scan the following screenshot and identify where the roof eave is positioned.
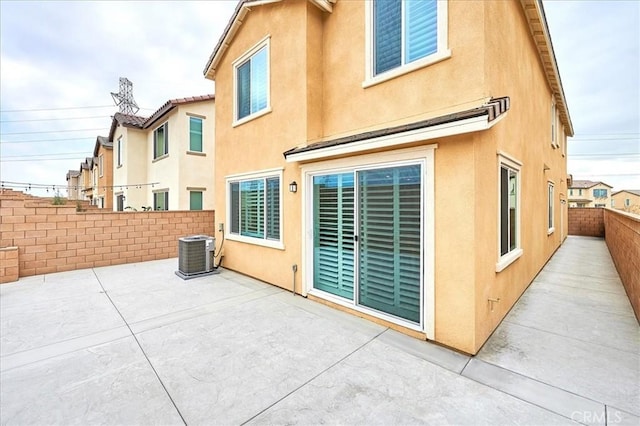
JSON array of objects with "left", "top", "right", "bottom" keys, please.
[{"left": 520, "top": 0, "right": 574, "bottom": 136}]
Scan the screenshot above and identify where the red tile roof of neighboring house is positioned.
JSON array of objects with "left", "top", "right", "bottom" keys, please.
[
  {"left": 143, "top": 94, "right": 215, "bottom": 128},
  {"left": 570, "top": 180, "right": 613, "bottom": 189}
]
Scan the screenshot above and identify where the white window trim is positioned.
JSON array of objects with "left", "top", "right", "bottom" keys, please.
[
  {"left": 363, "top": 0, "right": 451, "bottom": 88},
  {"left": 496, "top": 153, "right": 522, "bottom": 272},
  {"left": 547, "top": 181, "right": 555, "bottom": 235},
  {"left": 225, "top": 167, "right": 284, "bottom": 250},
  {"left": 232, "top": 36, "right": 272, "bottom": 127},
  {"left": 117, "top": 136, "right": 123, "bottom": 167},
  {"left": 300, "top": 146, "right": 435, "bottom": 339},
  {"left": 98, "top": 154, "right": 104, "bottom": 177},
  {"left": 551, "top": 99, "right": 557, "bottom": 148},
  {"left": 153, "top": 122, "right": 169, "bottom": 159}
]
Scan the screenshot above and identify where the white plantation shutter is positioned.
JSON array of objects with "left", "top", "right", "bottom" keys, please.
[
  {"left": 266, "top": 177, "right": 280, "bottom": 240},
  {"left": 313, "top": 173, "right": 355, "bottom": 299},
  {"left": 240, "top": 180, "right": 264, "bottom": 238},
  {"left": 357, "top": 165, "right": 421, "bottom": 323}
]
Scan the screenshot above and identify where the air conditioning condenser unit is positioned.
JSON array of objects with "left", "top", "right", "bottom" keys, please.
[{"left": 175, "top": 235, "right": 218, "bottom": 280}]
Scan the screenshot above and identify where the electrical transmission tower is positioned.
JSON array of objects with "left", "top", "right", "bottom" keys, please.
[{"left": 111, "top": 77, "right": 140, "bottom": 115}]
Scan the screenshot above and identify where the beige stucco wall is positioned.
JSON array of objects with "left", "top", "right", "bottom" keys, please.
[
  {"left": 96, "top": 145, "right": 113, "bottom": 210},
  {"left": 612, "top": 191, "right": 640, "bottom": 211},
  {"left": 209, "top": 0, "right": 570, "bottom": 354},
  {"left": 113, "top": 127, "right": 148, "bottom": 210}
]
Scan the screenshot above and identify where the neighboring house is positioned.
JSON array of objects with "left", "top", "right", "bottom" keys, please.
[
  {"left": 66, "top": 170, "right": 81, "bottom": 200},
  {"left": 92, "top": 136, "right": 113, "bottom": 209},
  {"left": 79, "top": 157, "right": 94, "bottom": 203},
  {"left": 203, "top": 0, "right": 573, "bottom": 354},
  {"left": 568, "top": 180, "right": 612, "bottom": 208},
  {"left": 110, "top": 95, "right": 215, "bottom": 211},
  {"left": 611, "top": 190, "right": 640, "bottom": 213}
]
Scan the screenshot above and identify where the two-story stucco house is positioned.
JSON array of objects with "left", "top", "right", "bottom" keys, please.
[
  {"left": 91, "top": 136, "right": 113, "bottom": 209},
  {"left": 611, "top": 189, "right": 640, "bottom": 213},
  {"left": 203, "top": 0, "right": 573, "bottom": 354},
  {"left": 79, "top": 157, "right": 94, "bottom": 203},
  {"left": 110, "top": 95, "right": 215, "bottom": 211},
  {"left": 66, "top": 170, "right": 81, "bottom": 200},
  {"left": 568, "top": 179, "right": 612, "bottom": 208}
]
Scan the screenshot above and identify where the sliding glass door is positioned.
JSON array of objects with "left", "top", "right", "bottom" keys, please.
[{"left": 312, "top": 163, "right": 423, "bottom": 325}]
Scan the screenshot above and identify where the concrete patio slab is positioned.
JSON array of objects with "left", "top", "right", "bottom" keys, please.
[{"left": 1, "top": 236, "right": 638, "bottom": 425}]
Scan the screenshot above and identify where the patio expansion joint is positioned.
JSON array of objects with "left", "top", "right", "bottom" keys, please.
[
  {"left": 91, "top": 269, "right": 188, "bottom": 426},
  {"left": 239, "top": 327, "right": 390, "bottom": 425},
  {"left": 460, "top": 357, "right": 606, "bottom": 424},
  {"left": 502, "top": 319, "right": 639, "bottom": 356}
]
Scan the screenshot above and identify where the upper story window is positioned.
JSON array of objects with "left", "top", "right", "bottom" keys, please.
[
  {"left": 233, "top": 37, "right": 270, "bottom": 126},
  {"left": 365, "top": 0, "right": 450, "bottom": 87},
  {"left": 117, "top": 137, "right": 123, "bottom": 167},
  {"left": 153, "top": 122, "right": 169, "bottom": 159},
  {"left": 189, "top": 117, "right": 203, "bottom": 152},
  {"left": 593, "top": 188, "right": 607, "bottom": 198},
  {"left": 98, "top": 155, "right": 104, "bottom": 177},
  {"left": 548, "top": 182, "right": 554, "bottom": 234},
  {"left": 496, "top": 153, "right": 522, "bottom": 272},
  {"left": 551, "top": 102, "right": 557, "bottom": 148}
]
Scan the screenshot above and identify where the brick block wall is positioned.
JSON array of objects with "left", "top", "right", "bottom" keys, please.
[
  {"left": 0, "top": 194, "right": 215, "bottom": 278},
  {"left": 604, "top": 209, "right": 640, "bottom": 322},
  {"left": 568, "top": 208, "right": 605, "bottom": 237},
  {"left": 0, "top": 247, "right": 19, "bottom": 283}
]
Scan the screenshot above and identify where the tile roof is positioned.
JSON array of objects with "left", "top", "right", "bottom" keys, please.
[
  {"left": 612, "top": 189, "right": 640, "bottom": 197},
  {"left": 113, "top": 112, "right": 146, "bottom": 128},
  {"left": 283, "top": 97, "right": 510, "bottom": 159},
  {"left": 570, "top": 180, "right": 613, "bottom": 189},
  {"left": 143, "top": 94, "right": 215, "bottom": 128},
  {"left": 66, "top": 170, "right": 80, "bottom": 180},
  {"left": 93, "top": 135, "right": 112, "bottom": 157}
]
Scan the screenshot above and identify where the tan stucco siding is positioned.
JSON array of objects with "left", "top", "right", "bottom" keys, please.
[
  {"left": 96, "top": 144, "right": 113, "bottom": 210},
  {"left": 213, "top": 1, "right": 308, "bottom": 287},
  {"left": 112, "top": 128, "right": 148, "bottom": 211},
  {"left": 320, "top": 0, "right": 487, "bottom": 140},
  {"left": 471, "top": 0, "right": 569, "bottom": 351}
]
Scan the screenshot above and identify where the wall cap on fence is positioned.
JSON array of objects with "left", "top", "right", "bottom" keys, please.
[{"left": 605, "top": 207, "right": 640, "bottom": 223}]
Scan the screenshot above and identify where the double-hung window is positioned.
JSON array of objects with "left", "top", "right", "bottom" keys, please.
[
  {"left": 189, "top": 117, "right": 203, "bottom": 152},
  {"left": 366, "top": 0, "right": 449, "bottom": 85},
  {"left": 153, "top": 122, "right": 168, "bottom": 159},
  {"left": 497, "top": 154, "right": 522, "bottom": 272},
  {"left": 234, "top": 38, "right": 270, "bottom": 125},
  {"left": 227, "top": 170, "right": 281, "bottom": 247},
  {"left": 548, "top": 182, "right": 554, "bottom": 234},
  {"left": 154, "top": 191, "right": 168, "bottom": 211},
  {"left": 98, "top": 155, "right": 104, "bottom": 177}
]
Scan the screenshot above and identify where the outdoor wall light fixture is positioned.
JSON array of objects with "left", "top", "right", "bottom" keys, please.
[{"left": 289, "top": 181, "right": 298, "bottom": 193}]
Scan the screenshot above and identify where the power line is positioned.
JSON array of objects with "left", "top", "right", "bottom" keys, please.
[
  {"left": 1, "top": 128, "right": 106, "bottom": 135},
  {"left": 569, "top": 153, "right": 640, "bottom": 157},
  {"left": 0, "top": 115, "right": 111, "bottom": 123},
  {"left": 1, "top": 151, "right": 89, "bottom": 159},
  {"left": 1, "top": 157, "right": 86, "bottom": 162},
  {"left": 0, "top": 105, "right": 114, "bottom": 113},
  {"left": 0, "top": 137, "right": 95, "bottom": 144}
]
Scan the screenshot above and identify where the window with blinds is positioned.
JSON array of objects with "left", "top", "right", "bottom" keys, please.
[
  {"left": 358, "top": 165, "right": 422, "bottom": 323},
  {"left": 313, "top": 173, "right": 355, "bottom": 299},
  {"left": 153, "top": 122, "right": 168, "bottom": 159},
  {"left": 373, "top": 0, "right": 438, "bottom": 76},
  {"left": 229, "top": 176, "right": 280, "bottom": 241},
  {"left": 236, "top": 45, "right": 268, "bottom": 121},
  {"left": 312, "top": 164, "right": 423, "bottom": 324}
]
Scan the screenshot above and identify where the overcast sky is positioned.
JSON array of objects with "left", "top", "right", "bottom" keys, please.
[{"left": 1, "top": 0, "right": 638, "bottom": 197}]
